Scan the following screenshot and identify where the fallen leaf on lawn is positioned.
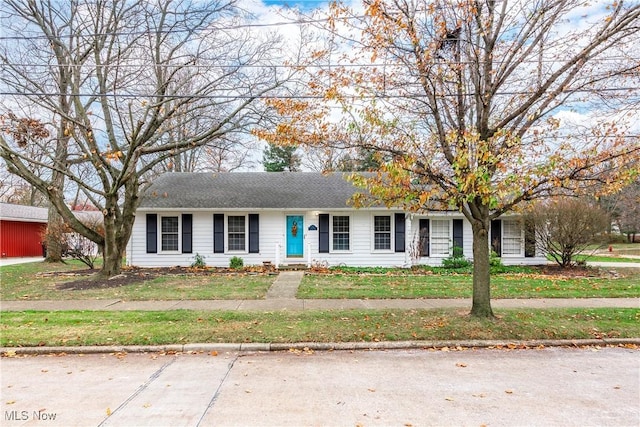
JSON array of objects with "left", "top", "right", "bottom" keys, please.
[{"left": 3, "top": 350, "right": 17, "bottom": 357}]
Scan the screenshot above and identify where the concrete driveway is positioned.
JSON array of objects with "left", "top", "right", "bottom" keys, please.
[
  {"left": 0, "top": 257, "right": 43, "bottom": 267},
  {"left": 1, "top": 346, "right": 638, "bottom": 426}
]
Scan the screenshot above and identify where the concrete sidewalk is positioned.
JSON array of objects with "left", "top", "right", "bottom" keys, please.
[{"left": 1, "top": 297, "right": 639, "bottom": 312}]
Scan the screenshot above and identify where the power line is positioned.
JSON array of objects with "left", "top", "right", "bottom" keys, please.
[
  {"left": 2, "top": 56, "right": 636, "bottom": 70},
  {"left": 0, "top": 17, "right": 333, "bottom": 42},
  {"left": 0, "top": 86, "right": 637, "bottom": 100}
]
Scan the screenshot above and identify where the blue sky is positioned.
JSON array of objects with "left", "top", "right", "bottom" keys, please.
[{"left": 261, "top": 0, "right": 328, "bottom": 11}]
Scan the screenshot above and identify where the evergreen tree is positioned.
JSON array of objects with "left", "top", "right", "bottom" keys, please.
[{"left": 263, "top": 143, "right": 301, "bottom": 172}]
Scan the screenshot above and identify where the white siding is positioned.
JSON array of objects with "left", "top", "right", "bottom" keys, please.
[
  {"left": 408, "top": 216, "right": 546, "bottom": 267},
  {"left": 128, "top": 210, "right": 546, "bottom": 268},
  {"left": 305, "top": 211, "right": 408, "bottom": 268}
]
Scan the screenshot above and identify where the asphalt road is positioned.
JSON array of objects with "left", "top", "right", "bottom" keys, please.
[{"left": 1, "top": 346, "right": 638, "bottom": 427}]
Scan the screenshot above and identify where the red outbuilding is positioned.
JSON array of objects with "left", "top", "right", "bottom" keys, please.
[{"left": 0, "top": 203, "right": 48, "bottom": 258}]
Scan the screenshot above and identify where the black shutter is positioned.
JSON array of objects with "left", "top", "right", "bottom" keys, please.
[
  {"left": 146, "top": 214, "right": 157, "bottom": 253},
  {"left": 419, "top": 219, "right": 429, "bottom": 257},
  {"left": 319, "top": 214, "right": 329, "bottom": 253},
  {"left": 249, "top": 214, "right": 259, "bottom": 253},
  {"left": 525, "top": 218, "right": 536, "bottom": 258},
  {"left": 182, "top": 214, "right": 192, "bottom": 254},
  {"left": 394, "top": 213, "right": 405, "bottom": 253},
  {"left": 491, "top": 219, "right": 502, "bottom": 256},
  {"left": 213, "top": 214, "right": 224, "bottom": 253},
  {"left": 453, "top": 219, "right": 464, "bottom": 255}
]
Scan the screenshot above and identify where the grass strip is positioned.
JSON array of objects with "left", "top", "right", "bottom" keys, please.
[{"left": 2, "top": 308, "right": 638, "bottom": 347}]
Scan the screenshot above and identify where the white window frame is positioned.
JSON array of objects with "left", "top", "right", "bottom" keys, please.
[
  {"left": 160, "top": 215, "right": 180, "bottom": 253},
  {"left": 430, "top": 219, "right": 451, "bottom": 256},
  {"left": 502, "top": 219, "right": 523, "bottom": 257},
  {"left": 331, "top": 214, "right": 351, "bottom": 252},
  {"left": 226, "top": 214, "right": 248, "bottom": 253},
  {"left": 371, "top": 214, "right": 394, "bottom": 252}
]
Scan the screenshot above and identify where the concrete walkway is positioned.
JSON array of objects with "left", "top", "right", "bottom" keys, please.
[{"left": 264, "top": 271, "right": 303, "bottom": 299}]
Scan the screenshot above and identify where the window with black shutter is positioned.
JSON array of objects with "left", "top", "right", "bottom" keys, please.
[
  {"left": 146, "top": 214, "right": 157, "bottom": 253},
  {"left": 319, "top": 214, "right": 329, "bottom": 253},
  {"left": 213, "top": 214, "right": 224, "bottom": 253},
  {"left": 249, "top": 214, "right": 259, "bottom": 253},
  {"left": 394, "top": 213, "right": 405, "bottom": 253},
  {"left": 182, "top": 214, "right": 192, "bottom": 254}
]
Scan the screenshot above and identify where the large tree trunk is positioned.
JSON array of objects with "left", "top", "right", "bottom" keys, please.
[
  {"left": 45, "top": 205, "right": 64, "bottom": 262},
  {"left": 470, "top": 215, "right": 494, "bottom": 318},
  {"left": 97, "top": 180, "right": 139, "bottom": 278},
  {"left": 99, "top": 211, "right": 120, "bottom": 277},
  {"left": 101, "top": 239, "right": 123, "bottom": 277},
  {"left": 97, "top": 216, "right": 132, "bottom": 278}
]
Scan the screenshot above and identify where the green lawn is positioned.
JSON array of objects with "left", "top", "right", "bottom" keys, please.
[
  {"left": 2, "top": 261, "right": 639, "bottom": 301},
  {"left": 2, "top": 308, "right": 638, "bottom": 347},
  {"left": 2, "top": 261, "right": 638, "bottom": 348},
  {"left": 0, "top": 261, "right": 274, "bottom": 300},
  {"left": 298, "top": 270, "right": 640, "bottom": 299}
]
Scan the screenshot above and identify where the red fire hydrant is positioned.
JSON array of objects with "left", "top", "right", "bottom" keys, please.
[{"left": 608, "top": 245, "right": 613, "bottom": 252}]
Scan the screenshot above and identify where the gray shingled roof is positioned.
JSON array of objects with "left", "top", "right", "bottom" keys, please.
[
  {"left": 0, "top": 203, "right": 48, "bottom": 222},
  {"left": 139, "top": 172, "right": 375, "bottom": 210}
]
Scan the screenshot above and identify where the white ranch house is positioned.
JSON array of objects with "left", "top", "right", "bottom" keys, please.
[{"left": 127, "top": 172, "right": 545, "bottom": 268}]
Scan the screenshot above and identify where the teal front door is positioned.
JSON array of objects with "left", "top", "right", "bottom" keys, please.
[{"left": 286, "top": 215, "right": 304, "bottom": 258}]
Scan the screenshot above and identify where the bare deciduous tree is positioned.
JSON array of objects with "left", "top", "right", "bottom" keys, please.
[
  {"left": 526, "top": 198, "right": 609, "bottom": 267},
  {"left": 1, "top": 0, "right": 296, "bottom": 277}
]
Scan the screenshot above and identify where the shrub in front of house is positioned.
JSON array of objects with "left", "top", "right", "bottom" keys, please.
[
  {"left": 229, "top": 256, "right": 244, "bottom": 269},
  {"left": 442, "top": 246, "right": 472, "bottom": 269},
  {"left": 190, "top": 253, "right": 207, "bottom": 268}
]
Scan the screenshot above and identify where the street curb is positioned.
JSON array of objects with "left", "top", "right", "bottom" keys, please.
[{"left": 2, "top": 338, "right": 639, "bottom": 356}]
